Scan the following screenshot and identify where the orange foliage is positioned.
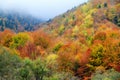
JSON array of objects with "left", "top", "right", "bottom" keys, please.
[
  {"left": 94, "top": 32, "right": 107, "bottom": 42},
  {"left": 32, "top": 30, "right": 51, "bottom": 49},
  {"left": 18, "top": 42, "right": 42, "bottom": 60},
  {"left": 80, "top": 48, "right": 92, "bottom": 65},
  {"left": 0, "top": 29, "right": 14, "bottom": 47}
]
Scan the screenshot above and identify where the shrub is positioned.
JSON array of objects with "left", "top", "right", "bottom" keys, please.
[
  {"left": 91, "top": 69, "right": 120, "bottom": 80},
  {"left": 0, "top": 46, "right": 22, "bottom": 80}
]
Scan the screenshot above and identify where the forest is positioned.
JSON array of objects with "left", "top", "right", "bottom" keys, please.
[
  {"left": 0, "top": 10, "right": 42, "bottom": 32},
  {"left": 0, "top": 0, "right": 120, "bottom": 80}
]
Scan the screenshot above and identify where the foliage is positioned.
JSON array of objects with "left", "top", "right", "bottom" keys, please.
[
  {"left": 0, "top": 10, "right": 42, "bottom": 32},
  {"left": 1, "top": 0, "right": 120, "bottom": 79},
  {"left": 0, "top": 46, "right": 22, "bottom": 80},
  {"left": 72, "top": 26, "right": 79, "bottom": 38},
  {"left": 88, "top": 44, "right": 105, "bottom": 72},
  {"left": 52, "top": 43, "right": 63, "bottom": 53},
  {"left": 0, "top": 29, "right": 14, "bottom": 47},
  {"left": 58, "top": 25, "right": 65, "bottom": 35},
  {"left": 32, "top": 58, "right": 49, "bottom": 80},
  {"left": 10, "top": 33, "right": 29, "bottom": 48},
  {"left": 45, "top": 72, "right": 79, "bottom": 80},
  {"left": 81, "top": 3, "right": 92, "bottom": 15},
  {"left": 91, "top": 69, "right": 120, "bottom": 80},
  {"left": 18, "top": 58, "right": 33, "bottom": 80},
  {"left": 81, "top": 14, "right": 93, "bottom": 28},
  {"left": 18, "top": 42, "right": 41, "bottom": 60},
  {"left": 94, "top": 32, "right": 107, "bottom": 41},
  {"left": 33, "top": 31, "right": 51, "bottom": 49}
]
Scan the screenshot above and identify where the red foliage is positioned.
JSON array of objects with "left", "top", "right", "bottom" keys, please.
[
  {"left": 18, "top": 42, "right": 41, "bottom": 60},
  {"left": 76, "top": 65, "right": 91, "bottom": 80},
  {"left": 80, "top": 48, "right": 92, "bottom": 65},
  {"left": 114, "top": 65, "right": 120, "bottom": 72}
]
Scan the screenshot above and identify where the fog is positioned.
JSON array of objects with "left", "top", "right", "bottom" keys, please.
[{"left": 0, "top": 0, "right": 88, "bottom": 20}]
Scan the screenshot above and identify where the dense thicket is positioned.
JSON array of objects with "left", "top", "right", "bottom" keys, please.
[{"left": 0, "top": 0, "right": 120, "bottom": 80}]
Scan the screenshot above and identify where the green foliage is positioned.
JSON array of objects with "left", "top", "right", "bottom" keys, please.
[
  {"left": 52, "top": 43, "right": 63, "bottom": 53},
  {"left": 86, "top": 35, "right": 93, "bottom": 45},
  {"left": 92, "top": 69, "right": 120, "bottom": 80},
  {"left": 18, "top": 58, "right": 33, "bottom": 80},
  {"left": 45, "top": 72, "right": 79, "bottom": 80},
  {"left": 72, "top": 15, "right": 75, "bottom": 20},
  {"left": 45, "top": 54, "right": 58, "bottom": 79},
  {"left": 32, "top": 58, "right": 49, "bottom": 80},
  {"left": 97, "top": 4, "right": 101, "bottom": 9},
  {"left": 10, "top": 33, "right": 29, "bottom": 48},
  {"left": 89, "top": 44, "right": 105, "bottom": 67},
  {"left": 118, "top": 18, "right": 120, "bottom": 26},
  {"left": 105, "top": 6, "right": 120, "bottom": 26},
  {"left": 113, "top": 16, "right": 120, "bottom": 26},
  {"left": 19, "top": 68, "right": 32, "bottom": 80},
  {"left": 104, "top": 3, "right": 107, "bottom": 8},
  {"left": 106, "top": 7, "right": 116, "bottom": 20},
  {"left": 0, "top": 46, "right": 22, "bottom": 80},
  {"left": 0, "top": 47, "right": 53, "bottom": 80}
]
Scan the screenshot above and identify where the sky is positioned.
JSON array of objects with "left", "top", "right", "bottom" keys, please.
[{"left": 0, "top": 0, "right": 88, "bottom": 20}]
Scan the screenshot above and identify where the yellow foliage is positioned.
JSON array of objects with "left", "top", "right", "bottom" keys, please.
[
  {"left": 46, "top": 54, "right": 58, "bottom": 64},
  {"left": 75, "top": 53, "right": 82, "bottom": 62}
]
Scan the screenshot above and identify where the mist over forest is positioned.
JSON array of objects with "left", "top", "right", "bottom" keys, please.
[{"left": 0, "top": 0, "right": 120, "bottom": 80}]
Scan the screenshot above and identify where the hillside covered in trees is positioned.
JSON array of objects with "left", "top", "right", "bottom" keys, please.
[
  {"left": 0, "top": 10, "right": 43, "bottom": 32},
  {"left": 0, "top": 0, "right": 120, "bottom": 80}
]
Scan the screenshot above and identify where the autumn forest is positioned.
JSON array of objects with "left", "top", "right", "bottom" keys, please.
[{"left": 0, "top": 0, "right": 120, "bottom": 80}]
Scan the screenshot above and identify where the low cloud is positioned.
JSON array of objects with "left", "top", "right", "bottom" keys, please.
[{"left": 0, "top": 0, "right": 87, "bottom": 20}]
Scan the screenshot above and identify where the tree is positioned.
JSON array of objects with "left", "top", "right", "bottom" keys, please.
[
  {"left": 0, "top": 46, "right": 22, "bottom": 80},
  {"left": 81, "top": 14, "right": 93, "bottom": 28},
  {"left": 32, "top": 31, "right": 51, "bottom": 49},
  {"left": 18, "top": 58, "right": 33, "bottom": 80},
  {"left": 0, "top": 29, "right": 14, "bottom": 47},
  {"left": 94, "top": 32, "right": 107, "bottom": 41},
  {"left": 104, "top": 2, "right": 107, "bottom": 7},
  {"left": 58, "top": 25, "right": 65, "bottom": 35},
  {"left": 10, "top": 33, "right": 30, "bottom": 49},
  {"left": 32, "top": 58, "right": 49, "bottom": 80},
  {"left": 18, "top": 42, "right": 41, "bottom": 60},
  {"left": 89, "top": 44, "right": 105, "bottom": 68}
]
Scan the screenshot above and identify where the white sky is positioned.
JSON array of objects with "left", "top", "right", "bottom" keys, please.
[{"left": 0, "top": 0, "right": 88, "bottom": 20}]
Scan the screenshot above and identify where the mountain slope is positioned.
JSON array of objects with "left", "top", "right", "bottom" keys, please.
[
  {"left": 0, "top": 10, "right": 44, "bottom": 32},
  {"left": 37, "top": 0, "right": 120, "bottom": 78},
  {"left": 40, "top": 0, "right": 120, "bottom": 36},
  {"left": 0, "top": 0, "right": 120, "bottom": 80}
]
